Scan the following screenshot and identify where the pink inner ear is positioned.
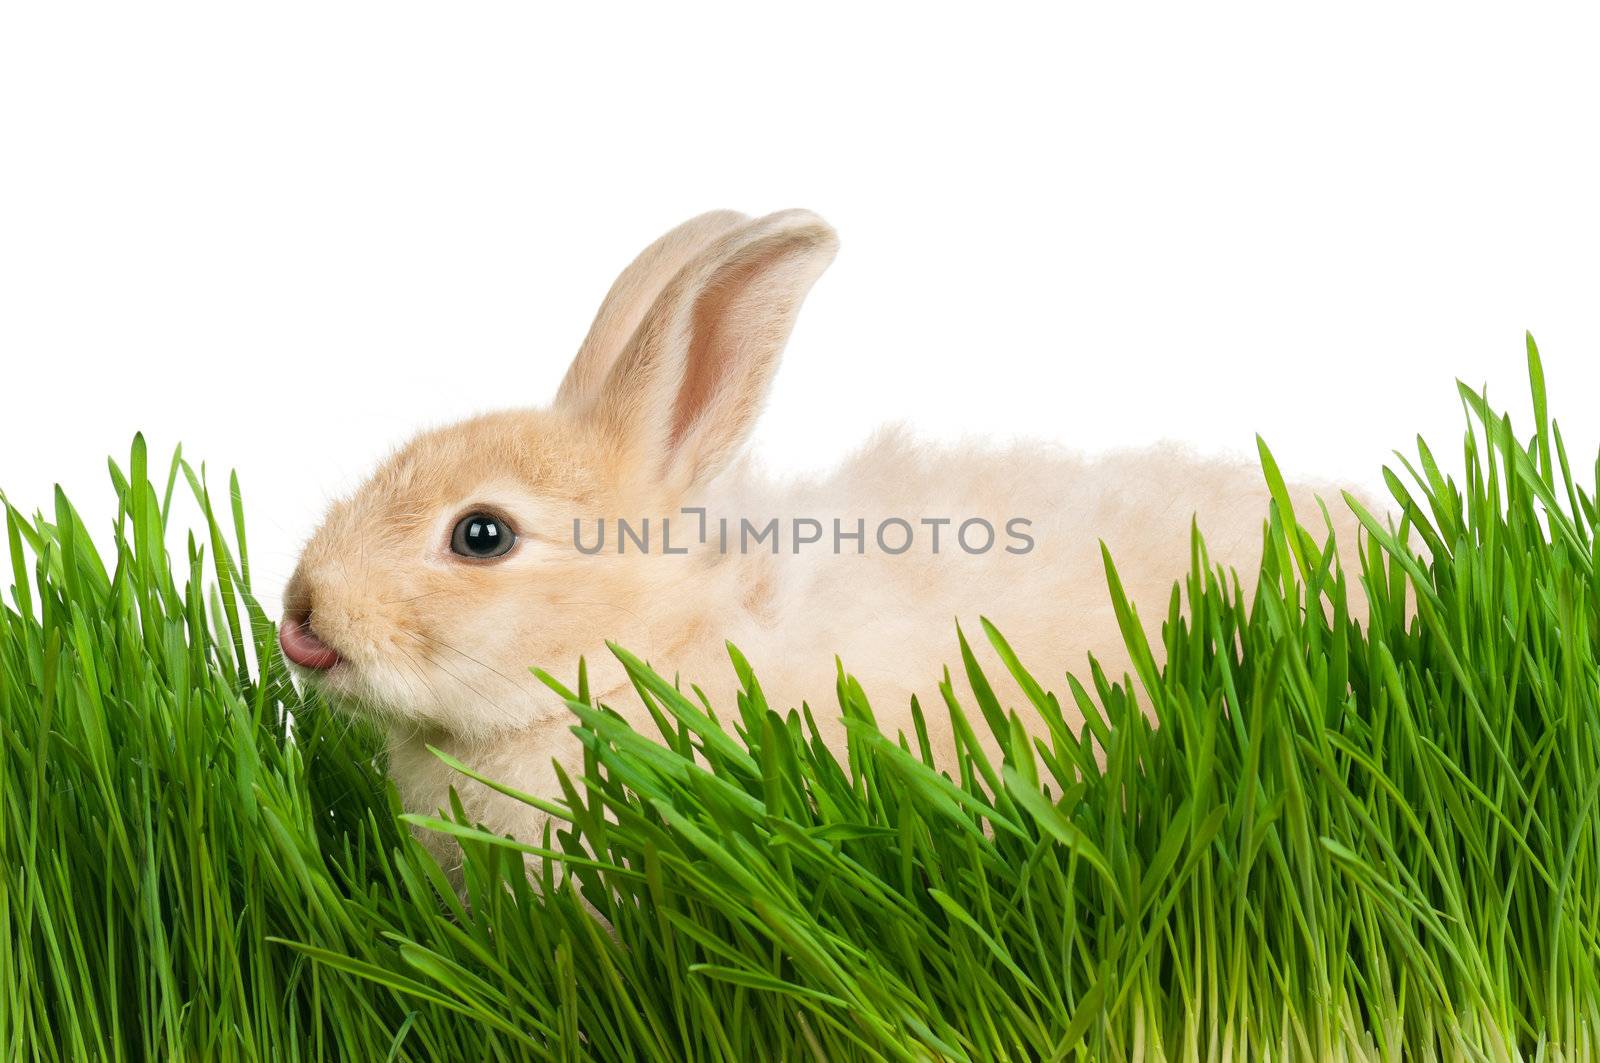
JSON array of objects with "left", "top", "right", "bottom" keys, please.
[{"left": 669, "top": 242, "right": 795, "bottom": 449}]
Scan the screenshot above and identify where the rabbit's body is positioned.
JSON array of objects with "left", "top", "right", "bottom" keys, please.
[{"left": 282, "top": 209, "right": 1361, "bottom": 864}]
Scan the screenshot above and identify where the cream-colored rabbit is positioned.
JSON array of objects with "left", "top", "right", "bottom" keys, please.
[{"left": 281, "top": 208, "right": 1363, "bottom": 862}]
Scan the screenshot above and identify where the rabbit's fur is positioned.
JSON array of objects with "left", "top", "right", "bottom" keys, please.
[{"left": 285, "top": 209, "right": 1364, "bottom": 862}]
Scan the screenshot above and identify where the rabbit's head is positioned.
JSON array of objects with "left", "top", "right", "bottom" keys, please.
[{"left": 280, "top": 209, "right": 837, "bottom": 738}]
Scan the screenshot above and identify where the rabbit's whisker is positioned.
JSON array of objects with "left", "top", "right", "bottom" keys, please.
[
  {"left": 406, "top": 630, "right": 527, "bottom": 691},
  {"left": 401, "top": 631, "right": 509, "bottom": 712},
  {"left": 548, "top": 597, "right": 648, "bottom": 629},
  {"left": 383, "top": 590, "right": 452, "bottom": 606}
]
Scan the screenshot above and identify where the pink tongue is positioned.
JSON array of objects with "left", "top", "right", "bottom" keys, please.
[{"left": 279, "top": 614, "right": 341, "bottom": 670}]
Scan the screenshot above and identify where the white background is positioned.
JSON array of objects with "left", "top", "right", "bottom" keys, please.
[{"left": 3, "top": 4, "right": 1598, "bottom": 613}]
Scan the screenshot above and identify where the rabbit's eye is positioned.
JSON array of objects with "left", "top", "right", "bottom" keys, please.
[{"left": 450, "top": 513, "right": 515, "bottom": 559}]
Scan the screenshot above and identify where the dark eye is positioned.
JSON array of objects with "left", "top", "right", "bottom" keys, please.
[{"left": 450, "top": 512, "right": 516, "bottom": 559}]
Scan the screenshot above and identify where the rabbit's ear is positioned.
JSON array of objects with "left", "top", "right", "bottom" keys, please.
[
  {"left": 556, "top": 210, "right": 750, "bottom": 410},
  {"left": 587, "top": 209, "right": 837, "bottom": 489}
]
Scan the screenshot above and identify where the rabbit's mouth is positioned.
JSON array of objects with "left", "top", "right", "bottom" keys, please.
[{"left": 279, "top": 610, "right": 341, "bottom": 670}]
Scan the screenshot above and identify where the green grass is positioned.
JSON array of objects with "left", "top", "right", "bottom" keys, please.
[{"left": 3, "top": 336, "right": 1599, "bottom": 1060}]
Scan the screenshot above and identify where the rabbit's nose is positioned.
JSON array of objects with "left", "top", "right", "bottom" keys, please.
[{"left": 279, "top": 606, "right": 341, "bottom": 670}]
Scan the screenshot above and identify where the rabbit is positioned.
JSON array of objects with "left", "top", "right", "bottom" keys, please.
[{"left": 280, "top": 208, "right": 1367, "bottom": 867}]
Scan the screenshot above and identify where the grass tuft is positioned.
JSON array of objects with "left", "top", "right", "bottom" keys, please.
[{"left": 3, "top": 338, "right": 1599, "bottom": 1059}]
